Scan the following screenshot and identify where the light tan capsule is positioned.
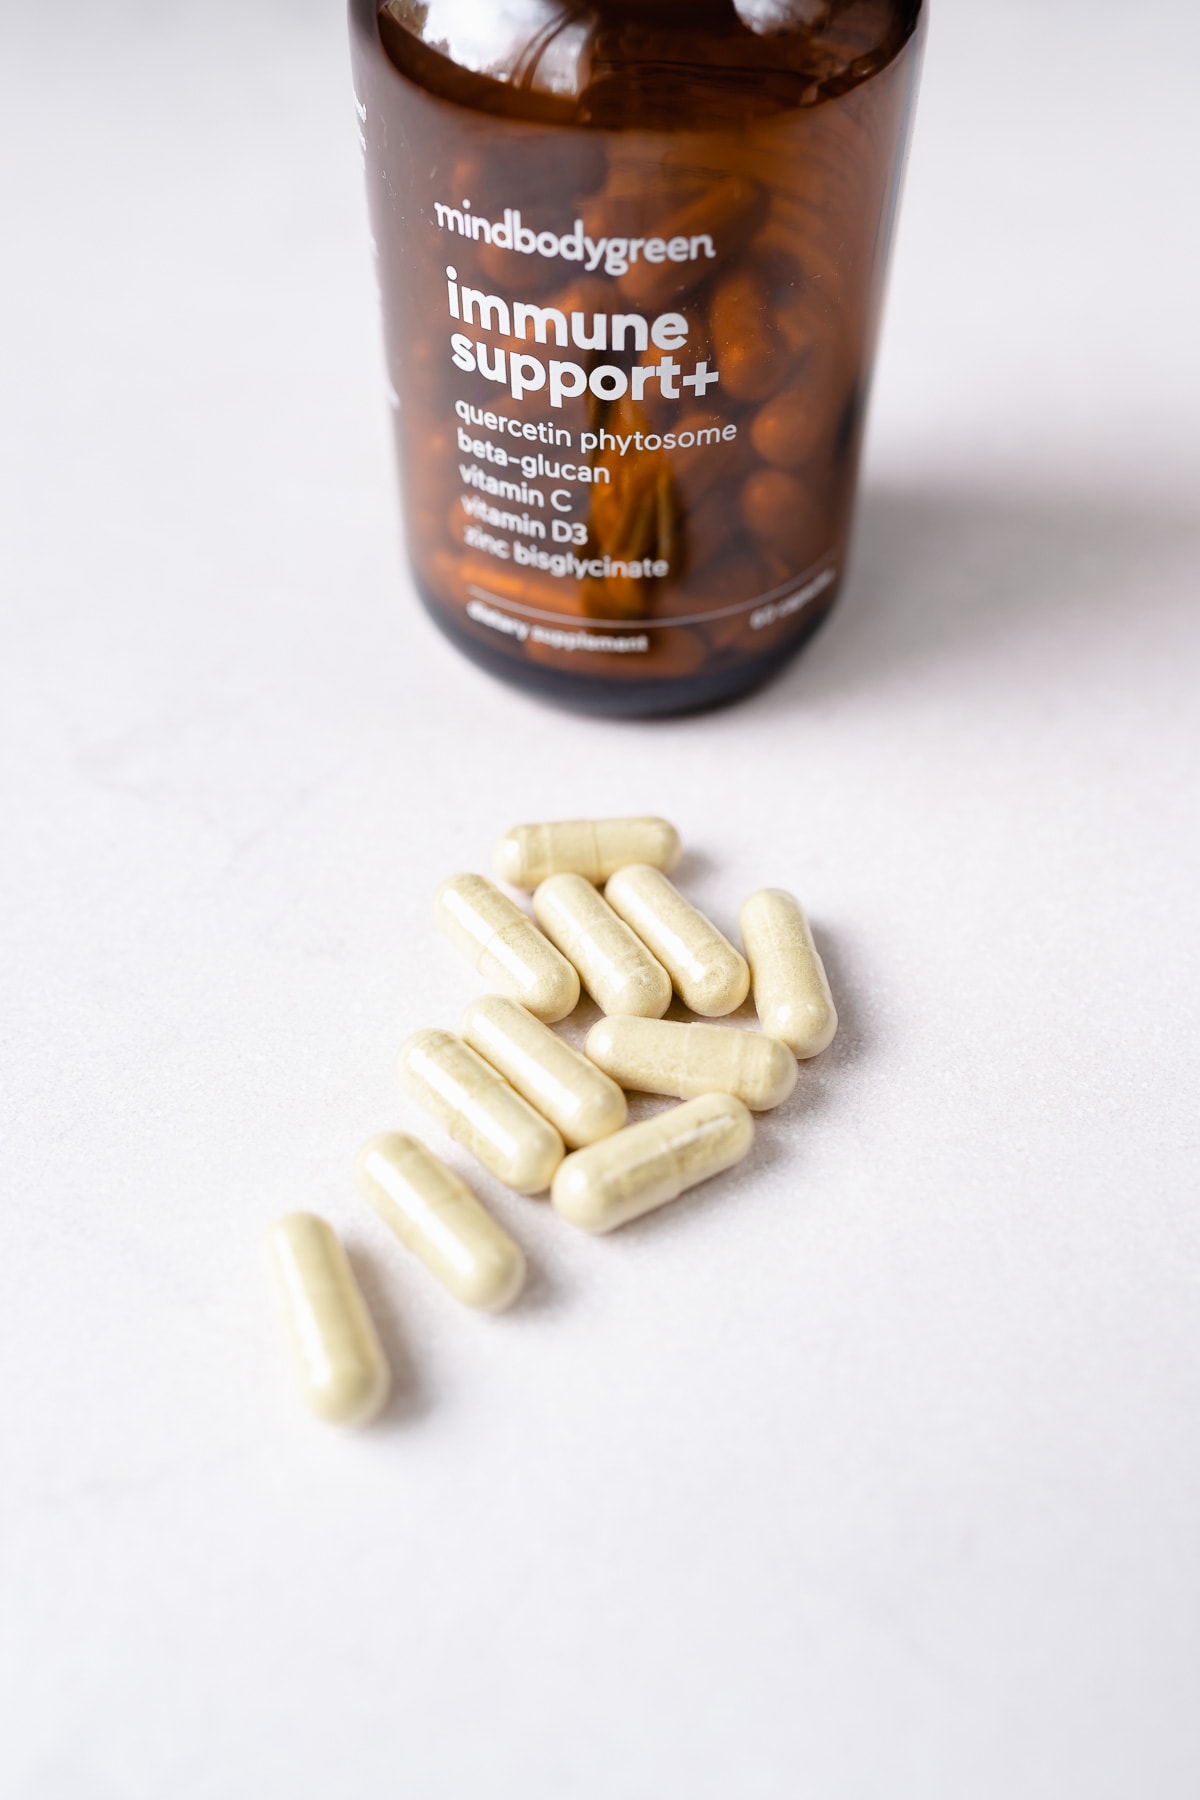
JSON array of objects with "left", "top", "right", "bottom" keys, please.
[
  {"left": 740, "top": 887, "right": 838, "bottom": 1059},
  {"left": 532, "top": 873, "right": 672, "bottom": 1018},
  {"left": 494, "top": 817, "right": 682, "bottom": 890},
  {"left": 397, "top": 1028, "right": 565, "bottom": 1194},
  {"left": 264, "top": 1213, "right": 390, "bottom": 1426},
  {"left": 434, "top": 873, "right": 579, "bottom": 1023},
  {"left": 355, "top": 1132, "right": 525, "bottom": 1312},
  {"left": 604, "top": 865, "right": 750, "bottom": 1017},
  {"left": 585, "top": 1016, "right": 797, "bottom": 1111},
  {"left": 462, "top": 995, "right": 626, "bottom": 1149},
  {"left": 552, "top": 1093, "right": 754, "bottom": 1234}
]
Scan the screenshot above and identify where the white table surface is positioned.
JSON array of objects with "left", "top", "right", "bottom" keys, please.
[{"left": 3, "top": 2, "right": 1198, "bottom": 1795}]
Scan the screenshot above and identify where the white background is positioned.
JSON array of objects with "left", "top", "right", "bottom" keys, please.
[{"left": 2, "top": 2, "right": 1198, "bottom": 1795}]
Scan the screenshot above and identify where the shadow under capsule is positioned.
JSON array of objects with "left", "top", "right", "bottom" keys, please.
[
  {"left": 343, "top": 1238, "right": 433, "bottom": 1430},
  {"left": 804, "top": 919, "right": 872, "bottom": 1072}
]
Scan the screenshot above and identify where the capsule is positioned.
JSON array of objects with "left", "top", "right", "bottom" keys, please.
[
  {"left": 740, "top": 468, "right": 816, "bottom": 559},
  {"left": 264, "top": 1213, "right": 390, "bottom": 1426},
  {"left": 585, "top": 1016, "right": 796, "bottom": 1111},
  {"left": 398, "top": 1029, "right": 565, "bottom": 1194},
  {"left": 751, "top": 380, "right": 834, "bottom": 470},
  {"left": 434, "top": 873, "right": 579, "bottom": 1023},
  {"left": 552, "top": 1093, "right": 754, "bottom": 1234},
  {"left": 355, "top": 1131, "right": 525, "bottom": 1312},
  {"left": 462, "top": 995, "right": 626, "bottom": 1149},
  {"left": 494, "top": 817, "right": 681, "bottom": 890},
  {"left": 616, "top": 174, "right": 766, "bottom": 309},
  {"left": 708, "top": 261, "right": 786, "bottom": 403},
  {"left": 532, "top": 873, "right": 672, "bottom": 1018},
  {"left": 739, "top": 887, "right": 838, "bottom": 1059},
  {"left": 604, "top": 865, "right": 750, "bottom": 1017}
]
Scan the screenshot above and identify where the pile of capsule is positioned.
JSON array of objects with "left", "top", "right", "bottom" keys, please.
[{"left": 266, "top": 816, "right": 837, "bottom": 1426}]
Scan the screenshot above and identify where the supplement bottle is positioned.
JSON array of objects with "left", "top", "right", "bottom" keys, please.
[{"left": 349, "top": 0, "right": 926, "bottom": 715}]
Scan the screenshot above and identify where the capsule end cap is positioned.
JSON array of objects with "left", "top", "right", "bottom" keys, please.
[
  {"left": 504, "top": 1122, "right": 568, "bottom": 1196},
  {"left": 755, "top": 1039, "right": 800, "bottom": 1109},
  {"left": 686, "top": 955, "right": 751, "bottom": 1018},
  {"left": 521, "top": 961, "right": 581, "bottom": 1023},
  {"left": 458, "top": 1241, "right": 528, "bottom": 1313},
  {"left": 307, "top": 1360, "right": 392, "bottom": 1428},
  {"left": 565, "top": 1081, "right": 628, "bottom": 1148},
  {"left": 492, "top": 833, "right": 527, "bottom": 888},
  {"left": 550, "top": 1155, "right": 613, "bottom": 1234}
]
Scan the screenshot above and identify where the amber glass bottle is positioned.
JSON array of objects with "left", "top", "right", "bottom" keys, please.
[{"left": 349, "top": 0, "right": 925, "bottom": 715}]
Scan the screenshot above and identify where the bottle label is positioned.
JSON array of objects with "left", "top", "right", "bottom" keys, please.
[{"left": 352, "top": 25, "right": 918, "bottom": 683}]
